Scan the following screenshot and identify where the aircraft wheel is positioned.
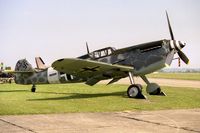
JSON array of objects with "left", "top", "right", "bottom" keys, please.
[
  {"left": 31, "top": 87, "right": 36, "bottom": 92},
  {"left": 147, "top": 83, "right": 166, "bottom": 96},
  {"left": 149, "top": 87, "right": 161, "bottom": 95},
  {"left": 127, "top": 84, "right": 142, "bottom": 98},
  {"left": 31, "top": 85, "right": 36, "bottom": 92},
  {"left": 135, "top": 84, "right": 142, "bottom": 91}
]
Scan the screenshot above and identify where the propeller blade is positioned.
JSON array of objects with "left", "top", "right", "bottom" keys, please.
[
  {"left": 86, "top": 42, "right": 90, "bottom": 54},
  {"left": 177, "top": 50, "right": 189, "bottom": 64},
  {"left": 166, "top": 11, "right": 175, "bottom": 40}
]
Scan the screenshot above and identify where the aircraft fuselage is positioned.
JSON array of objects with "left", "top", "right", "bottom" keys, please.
[{"left": 15, "top": 39, "right": 174, "bottom": 85}]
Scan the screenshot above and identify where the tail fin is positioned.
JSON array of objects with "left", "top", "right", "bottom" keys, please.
[
  {"left": 15, "top": 59, "right": 34, "bottom": 72},
  {"left": 35, "top": 57, "right": 47, "bottom": 69}
]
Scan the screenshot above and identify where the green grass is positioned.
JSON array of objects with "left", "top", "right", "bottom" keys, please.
[
  {"left": 147, "top": 73, "right": 200, "bottom": 81},
  {"left": 0, "top": 83, "right": 200, "bottom": 115}
]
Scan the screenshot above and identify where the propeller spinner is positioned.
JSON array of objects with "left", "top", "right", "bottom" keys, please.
[{"left": 166, "top": 11, "right": 189, "bottom": 65}]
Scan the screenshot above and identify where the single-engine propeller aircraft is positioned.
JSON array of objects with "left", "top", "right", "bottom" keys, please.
[{"left": 12, "top": 12, "right": 189, "bottom": 99}]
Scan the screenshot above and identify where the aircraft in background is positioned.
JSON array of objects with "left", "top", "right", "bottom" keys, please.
[
  {"left": 0, "top": 63, "right": 13, "bottom": 83},
  {"left": 11, "top": 12, "right": 189, "bottom": 99}
]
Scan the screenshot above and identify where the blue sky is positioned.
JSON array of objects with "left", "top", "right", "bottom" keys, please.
[{"left": 0, "top": 0, "right": 199, "bottom": 68}]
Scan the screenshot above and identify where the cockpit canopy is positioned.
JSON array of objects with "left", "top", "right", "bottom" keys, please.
[{"left": 89, "top": 47, "right": 116, "bottom": 59}]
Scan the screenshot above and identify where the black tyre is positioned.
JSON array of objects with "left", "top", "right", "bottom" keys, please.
[
  {"left": 149, "top": 87, "right": 161, "bottom": 95},
  {"left": 127, "top": 84, "right": 141, "bottom": 98},
  {"left": 135, "top": 84, "right": 142, "bottom": 91},
  {"left": 31, "top": 87, "right": 36, "bottom": 92}
]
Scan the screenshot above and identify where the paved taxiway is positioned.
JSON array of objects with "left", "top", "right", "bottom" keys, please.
[{"left": 0, "top": 109, "right": 200, "bottom": 133}]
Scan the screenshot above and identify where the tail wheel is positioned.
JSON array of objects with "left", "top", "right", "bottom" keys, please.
[
  {"left": 127, "top": 84, "right": 141, "bottom": 98},
  {"left": 31, "top": 87, "right": 36, "bottom": 92},
  {"left": 31, "top": 84, "right": 36, "bottom": 92}
]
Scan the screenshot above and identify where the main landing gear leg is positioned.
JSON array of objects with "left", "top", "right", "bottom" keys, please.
[
  {"left": 31, "top": 84, "right": 36, "bottom": 92},
  {"left": 141, "top": 75, "right": 166, "bottom": 96},
  {"left": 127, "top": 72, "right": 146, "bottom": 99}
]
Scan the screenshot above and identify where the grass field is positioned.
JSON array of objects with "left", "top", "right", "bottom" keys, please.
[
  {"left": 147, "top": 72, "right": 200, "bottom": 81},
  {"left": 0, "top": 83, "right": 200, "bottom": 115}
]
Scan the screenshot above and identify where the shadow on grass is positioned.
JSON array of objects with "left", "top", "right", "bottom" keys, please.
[
  {"left": 28, "top": 91, "right": 126, "bottom": 101},
  {"left": 35, "top": 91, "right": 70, "bottom": 95},
  {"left": 0, "top": 89, "right": 29, "bottom": 92}
]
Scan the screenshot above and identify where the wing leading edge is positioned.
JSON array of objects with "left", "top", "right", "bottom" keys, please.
[{"left": 52, "top": 58, "right": 134, "bottom": 85}]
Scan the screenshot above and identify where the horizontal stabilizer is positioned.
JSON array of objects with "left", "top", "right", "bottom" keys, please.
[{"left": 3, "top": 70, "right": 34, "bottom": 73}]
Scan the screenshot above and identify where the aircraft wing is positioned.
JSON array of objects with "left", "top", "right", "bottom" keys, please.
[{"left": 52, "top": 58, "right": 133, "bottom": 85}]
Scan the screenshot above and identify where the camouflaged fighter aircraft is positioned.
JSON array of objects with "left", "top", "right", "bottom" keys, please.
[{"left": 13, "top": 12, "right": 189, "bottom": 99}]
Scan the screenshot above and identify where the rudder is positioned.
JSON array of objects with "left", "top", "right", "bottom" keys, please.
[{"left": 35, "top": 57, "right": 47, "bottom": 69}]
